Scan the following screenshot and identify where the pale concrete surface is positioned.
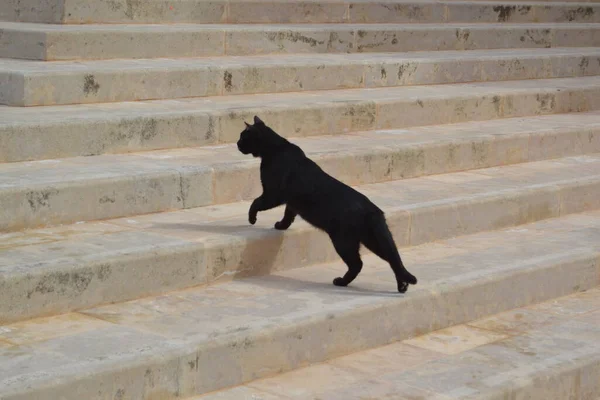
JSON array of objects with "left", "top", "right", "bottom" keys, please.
[
  {"left": 2, "top": 76, "right": 600, "bottom": 162},
  {"left": 1, "top": 110, "right": 600, "bottom": 229},
  {"left": 4, "top": 0, "right": 600, "bottom": 24},
  {"left": 0, "top": 211, "right": 598, "bottom": 399},
  {"left": 196, "top": 287, "right": 600, "bottom": 399},
  {"left": 2, "top": 48, "right": 600, "bottom": 106},
  {"left": 1, "top": 153, "right": 600, "bottom": 323},
  {"left": 1, "top": 22, "right": 599, "bottom": 60}
]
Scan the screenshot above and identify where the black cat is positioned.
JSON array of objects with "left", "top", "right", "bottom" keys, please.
[{"left": 237, "top": 116, "right": 417, "bottom": 293}]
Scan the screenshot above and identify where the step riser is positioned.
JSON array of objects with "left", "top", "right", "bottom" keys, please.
[
  {"left": 4, "top": 52, "right": 600, "bottom": 107},
  {"left": 3, "top": 111, "right": 600, "bottom": 233},
  {"left": 5, "top": 251, "right": 598, "bottom": 399},
  {"left": 3, "top": 80, "right": 600, "bottom": 164},
  {"left": 2, "top": 25, "right": 598, "bottom": 61},
  {"left": 4, "top": 1, "right": 600, "bottom": 24},
  {"left": 4, "top": 173, "right": 600, "bottom": 324}
]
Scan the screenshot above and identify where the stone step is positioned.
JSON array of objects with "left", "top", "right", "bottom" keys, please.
[
  {"left": 195, "top": 287, "right": 600, "bottom": 400},
  {"left": 2, "top": 76, "right": 600, "bottom": 163},
  {"left": 2, "top": 110, "right": 600, "bottom": 231},
  {"left": 2, "top": 153, "right": 600, "bottom": 323},
  {"left": 4, "top": 0, "right": 600, "bottom": 24},
  {"left": 0, "top": 22, "right": 598, "bottom": 61},
  {"left": 3, "top": 47, "right": 600, "bottom": 106},
  {"left": 0, "top": 211, "right": 598, "bottom": 399}
]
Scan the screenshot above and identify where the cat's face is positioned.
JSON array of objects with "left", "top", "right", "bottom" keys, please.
[{"left": 237, "top": 116, "right": 266, "bottom": 157}]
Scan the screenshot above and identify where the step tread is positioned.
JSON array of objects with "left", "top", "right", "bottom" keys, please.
[
  {"left": 194, "top": 286, "right": 600, "bottom": 400},
  {"left": 2, "top": 151, "right": 600, "bottom": 322},
  {"left": 2, "top": 111, "right": 600, "bottom": 191},
  {"left": 2, "top": 21, "right": 600, "bottom": 32},
  {"left": 2, "top": 76, "right": 599, "bottom": 124},
  {"left": 2, "top": 47, "right": 598, "bottom": 74},
  {"left": 1, "top": 210, "right": 599, "bottom": 398}
]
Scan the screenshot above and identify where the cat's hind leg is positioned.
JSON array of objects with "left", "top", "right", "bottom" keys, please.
[
  {"left": 361, "top": 215, "right": 417, "bottom": 293},
  {"left": 329, "top": 233, "right": 363, "bottom": 287}
]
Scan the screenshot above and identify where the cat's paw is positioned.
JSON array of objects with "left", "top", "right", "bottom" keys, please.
[
  {"left": 274, "top": 221, "right": 288, "bottom": 230},
  {"left": 333, "top": 277, "right": 348, "bottom": 287},
  {"left": 397, "top": 281, "right": 409, "bottom": 293},
  {"left": 248, "top": 213, "right": 257, "bottom": 225}
]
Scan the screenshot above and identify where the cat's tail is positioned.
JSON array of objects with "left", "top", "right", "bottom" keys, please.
[{"left": 365, "top": 212, "right": 417, "bottom": 289}]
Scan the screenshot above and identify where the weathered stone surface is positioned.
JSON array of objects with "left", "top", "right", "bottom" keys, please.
[
  {"left": 197, "top": 287, "right": 600, "bottom": 399},
  {"left": 2, "top": 154, "right": 600, "bottom": 322},
  {"left": 0, "top": 212, "right": 599, "bottom": 399},
  {"left": 2, "top": 77, "right": 600, "bottom": 162},
  {"left": 2, "top": 112, "right": 600, "bottom": 230},
  {"left": 4, "top": 0, "right": 600, "bottom": 24},
  {"left": 1, "top": 1, "right": 599, "bottom": 398},
  {"left": 1, "top": 22, "right": 599, "bottom": 60},
  {"left": 2, "top": 48, "right": 600, "bottom": 106}
]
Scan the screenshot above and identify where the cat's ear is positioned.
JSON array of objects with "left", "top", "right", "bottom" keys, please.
[
  {"left": 244, "top": 121, "right": 251, "bottom": 128},
  {"left": 253, "top": 115, "right": 265, "bottom": 125}
]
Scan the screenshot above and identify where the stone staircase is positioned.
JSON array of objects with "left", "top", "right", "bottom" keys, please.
[{"left": 1, "top": 1, "right": 600, "bottom": 399}]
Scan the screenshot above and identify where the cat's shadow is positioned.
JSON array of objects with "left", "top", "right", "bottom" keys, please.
[{"left": 154, "top": 222, "right": 399, "bottom": 297}]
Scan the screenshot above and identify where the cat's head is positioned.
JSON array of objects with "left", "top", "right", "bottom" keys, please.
[{"left": 237, "top": 115, "right": 281, "bottom": 158}]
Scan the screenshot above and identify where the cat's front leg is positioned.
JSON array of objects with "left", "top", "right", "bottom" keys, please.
[
  {"left": 274, "top": 205, "right": 297, "bottom": 230},
  {"left": 248, "top": 194, "right": 283, "bottom": 225}
]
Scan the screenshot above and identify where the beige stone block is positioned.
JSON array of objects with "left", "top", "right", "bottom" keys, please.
[
  {"left": 404, "top": 325, "right": 507, "bottom": 355},
  {"left": 348, "top": 2, "right": 446, "bottom": 23},
  {"left": 195, "top": 386, "right": 285, "bottom": 400},
  {"left": 557, "top": 86, "right": 600, "bottom": 113},
  {"left": 0, "top": 313, "right": 111, "bottom": 345},
  {"left": 553, "top": 25, "right": 600, "bottom": 47},
  {"left": 469, "top": 308, "right": 565, "bottom": 336},
  {"left": 0, "top": 162, "right": 183, "bottom": 231},
  {"left": 0, "top": 0, "right": 64, "bottom": 23},
  {"left": 376, "top": 93, "right": 501, "bottom": 131},
  {"left": 0, "top": 111, "right": 216, "bottom": 163},
  {"left": 315, "top": 148, "right": 392, "bottom": 186},
  {"left": 533, "top": 4, "right": 600, "bottom": 23},
  {"left": 331, "top": 342, "right": 443, "bottom": 375},
  {"left": 396, "top": 331, "right": 591, "bottom": 399},
  {"left": 0, "top": 220, "right": 128, "bottom": 251},
  {"left": 0, "top": 71, "right": 24, "bottom": 107},
  {"left": 0, "top": 26, "right": 47, "bottom": 60},
  {"left": 480, "top": 56, "right": 551, "bottom": 82},
  {"left": 356, "top": 27, "right": 457, "bottom": 53},
  {"left": 406, "top": 187, "right": 561, "bottom": 246},
  {"left": 529, "top": 288, "right": 600, "bottom": 317},
  {"left": 23, "top": 65, "right": 224, "bottom": 106},
  {"left": 225, "top": 27, "right": 354, "bottom": 56},
  {"left": 212, "top": 160, "right": 261, "bottom": 204},
  {"left": 446, "top": 4, "right": 536, "bottom": 23},
  {"left": 227, "top": 1, "right": 348, "bottom": 24},
  {"left": 0, "top": 230, "right": 206, "bottom": 323},
  {"left": 559, "top": 177, "right": 600, "bottom": 215},
  {"left": 527, "top": 127, "right": 587, "bottom": 161},
  {"left": 45, "top": 26, "right": 225, "bottom": 60},
  {"left": 222, "top": 62, "right": 364, "bottom": 96},
  {"left": 3, "top": 325, "right": 183, "bottom": 400},
  {"left": 64, "top": 0, "right": 227, "bottom": 24},
  {"left": 551, "top": 54, "right": 600, "bottom": 78}
]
